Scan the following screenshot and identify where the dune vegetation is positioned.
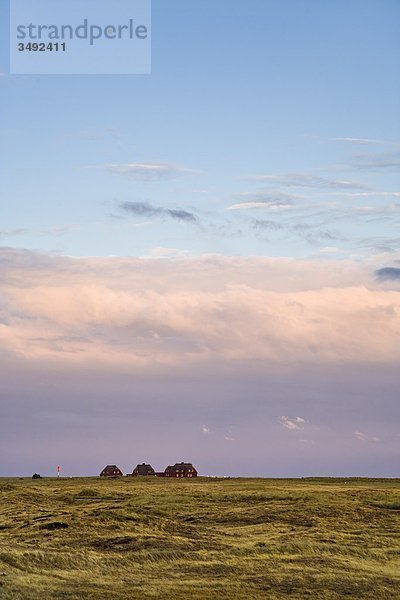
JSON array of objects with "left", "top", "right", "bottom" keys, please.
[{"left": 0, "top": 477, "right": 399, "bottom": 599}]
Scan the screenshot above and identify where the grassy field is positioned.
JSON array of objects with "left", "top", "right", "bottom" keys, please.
[{"left": 0, "top": 477, "right": 399, "bottom": 599}]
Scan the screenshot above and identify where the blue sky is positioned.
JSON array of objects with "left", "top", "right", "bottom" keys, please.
[
  {"left": 1, "top": 1, "right": 400, "bottom": 477},
  {"left": 1, "top": 0, "right": 400, "bottom": 259}
]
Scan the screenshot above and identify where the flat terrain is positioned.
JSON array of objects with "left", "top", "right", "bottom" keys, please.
[{"left": 0, "top": 477, "right": 399, "bottom": 599}]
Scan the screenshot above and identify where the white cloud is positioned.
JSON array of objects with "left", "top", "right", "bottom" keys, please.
[
  {"left": 224, "top": 427, "right": 235, "bottom": 441},
  {"left": 354, "top": 431, "right": 381, "bottom": 443},
  {"left": 105, "top": 162, "right": 195, "bottom": 181},
  {"left": 227, "top": 201, "right": 294, "bottom": 211},
  {"left": 279, "top": 416, "right": 306, "bottom": 430},
  {"left": 228, "top": 191, "right": 298, "bottom": 211},
  {"left": 246, "top": 173, "right": 368, "bottom": 191},
  {"left": 331, "top": 137, "right": 385, "bottom": 145},
  {"left": 201, "top": 424, "right": 211, "bottom": 434},
  {"left": 338, "top": 192, "right": 400, "bottom": 198}
]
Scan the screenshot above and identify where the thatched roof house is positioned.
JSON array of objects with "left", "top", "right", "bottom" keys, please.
[
  {"left": 100, "top": 465, "right": 123, "bottom": 477},
  {"left": 132, "top": 463, "right": 155, "bottom": 476},
  {"left": 164, "top": 462, "right": 197, "bottom": 478}
]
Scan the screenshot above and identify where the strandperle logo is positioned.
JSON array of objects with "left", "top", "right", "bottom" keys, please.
[
  {"left": 16, "top": 19, "right": 148, "bottom": 46},
  {"left": 10, "top": 0, "right": 151, "bottom": 75}
]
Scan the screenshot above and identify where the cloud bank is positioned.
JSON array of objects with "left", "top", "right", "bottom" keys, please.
[{"left": 1, "top": 249, "right": 400, "bottom": 371}]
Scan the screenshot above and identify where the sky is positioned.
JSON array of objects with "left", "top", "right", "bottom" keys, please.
[{"left": 1, "top": 0, "right": 400, "bottom": 477}]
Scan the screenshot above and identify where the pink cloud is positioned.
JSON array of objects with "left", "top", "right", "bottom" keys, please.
[{"left": 1, "top": 250, "right": 400, "bottom": 370}]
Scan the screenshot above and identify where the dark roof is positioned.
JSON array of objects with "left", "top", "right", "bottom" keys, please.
[
  {"left": 165, "top": 463, "right": 197, "bottom": 472},
  {"left": 100, "top": 465, "right": 123, "bottom": 476},
  {"left": 133, "top": 463, "right": 155, "bottom": 475}
]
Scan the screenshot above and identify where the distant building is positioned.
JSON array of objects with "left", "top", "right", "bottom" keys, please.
[
  {"left": 100, "top": 465, "right": 123, "bottom": 477},
  {"left": 164, "top": 462, "right": 197, "bottom": 478},
  {"left": 132, "top": 463, "right": 155, "bottom": 476}
]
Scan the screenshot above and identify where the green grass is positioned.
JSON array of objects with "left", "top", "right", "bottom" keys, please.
[{"left": 0, "top": 477, "right": 399, "bottom": 599}]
